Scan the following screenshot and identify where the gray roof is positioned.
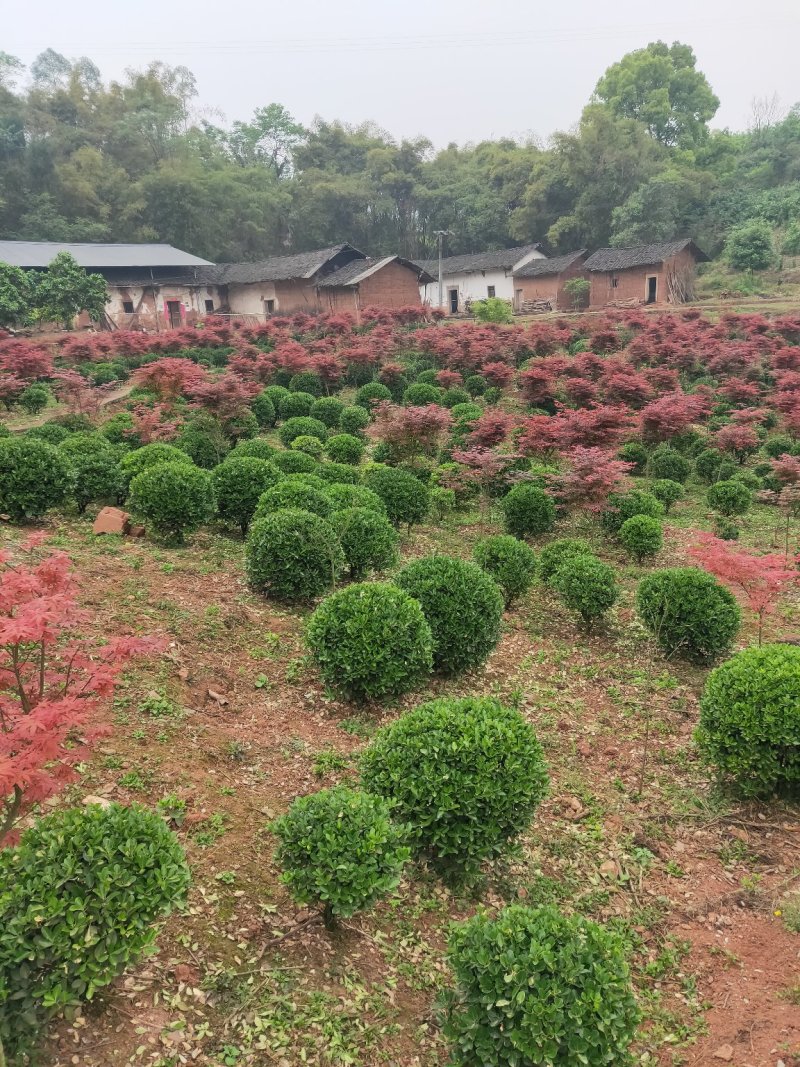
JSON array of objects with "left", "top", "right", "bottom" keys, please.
[
  {"left": 514, "top": 250, "right": 587, "bottom": 278},
  {"left": 316, "top": 255, "right": 434, "bottom": 288},
  {"left": 0, "top": 240, "right": 212, "bottom": 268},
  {"left": 583, "top": 239, "right": 708, "bottom": 272},
  {"left": 415, "top": 243, "right": 542, "bottom": 277},
  {"left": 198, "top": 245, "right": 363, "bottom": 285}
]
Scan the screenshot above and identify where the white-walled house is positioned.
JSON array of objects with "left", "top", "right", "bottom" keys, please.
[{"left": 416, "top": 244, "right": 545, "bottom": 313}]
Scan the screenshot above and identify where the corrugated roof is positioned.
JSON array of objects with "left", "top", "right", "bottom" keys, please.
[
  {"left": 514, "top": 250, "right": 588, "bottom": 278},
  {"left": 198, "top": 245, "right": 364, "bottom": 285},
  {"left": 0, "top": 240, "right": 212, "bottom": 268},
  {"left": 583, "top": 239, "right": 708, "bottom": 272},
  {"left": 317, "top": 255, "right": 434, "bottom": 288},
  {"left": 415, "top": 243, "right": 543, "bottom": 276}
]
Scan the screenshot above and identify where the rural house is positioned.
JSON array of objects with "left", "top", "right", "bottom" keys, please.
[
  {"left": 416, "top": 244, "right": 545, "bottom": 313},
  {"left": 583, "top": 239, "right": 709, "bottom": 308},
  {"left": 512, "top": 250, "right": 589, "bottom": 312},
  {"left": 0, "top": 240, "right": 215, "bottom": 330},
  {"left": 316, "top": 256, "right": 433, "bottom": 313}
]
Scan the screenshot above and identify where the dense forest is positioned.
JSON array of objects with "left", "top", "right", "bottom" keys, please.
[{"left": 1, "top": 41, "right": 800, "bottom": 262}]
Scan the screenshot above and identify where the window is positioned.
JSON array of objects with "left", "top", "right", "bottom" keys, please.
[
  {"left": 611, "top": 277, "right": 619, "bottom": 289},
  {"left": 265, "top": 299, "right": 275, "bottom": 314},
  {"left": 204, "top": 298, "right": 214, "bottom": 313},
  {"left": 122, "top": 300, "right": 134, "bottom": 314},
  {"left": 487, "top": 285, "right": 496, "bottom": 298}
]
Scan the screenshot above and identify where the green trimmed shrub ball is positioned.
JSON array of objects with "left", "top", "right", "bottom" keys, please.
[
  {"left": 311, "top": 396, "right": 345, "bottom": 428},
  {"left": 332, "top": 506, "right": 399, "bottom": 578},
  {"left": 402, "top": 382, "right": 444, "bottom": 406},
  {"left": 263, "top": 384, "right": 290, "bottom": 411},
  {"left": 651, "top": 478, "right": 685, "bottom": 512},
  {"left": 601, "top": 489, "right": 664, "bottom": 534},
  {"left": 361, "top": 697, "right": 548, "bottom": 879},
  {"left": 326, "top": 482, "right": 387, "bottom": 514},
  {"left": 339, "top": 404, "right": 371, "bottom": 436},
  {"left": 129, "top": 461, "right": 215, "bottom": 544},
  {"left": 395, "top": 555, "right": 504, "bottom": 674},
  {"left": 538, "top": 537, "right": 595, "bottom": 584},
  {"left": 326, "top": 433, "right": 365, "bottom": 465},
  {"left": 64, "top": 448, "right": 124, "bottom": 514},
  {"left": 316, "top": 462, "right": 362, "bottom": 486},
  {"left": 500, "top": 483, "right": 556, "bottom": 539},
  {"left": 290, "top": 433, "right": 325, "bottom": 458},
  {"left": 177, "top": 415, "right": 230, "bottom": 469},
  {"left": 647, "top": 443, "right": 692, "bottom": 483},
  {"left": 253, "top": 479, "right": 332, "bottom": 521},
  {"left": 473, "top": 535, "right": 537, "bottom": 604},
  {"left": 121, "top": 442, "right": 194, "bottom": 483},
  {"left": 288, "top": 371, "right": 323, "bottom": 396},
  {"left": 272, "top": 449, "right": 318, "bottom": 475},
  {"left": 18, "top": 383, "right": 50, "bottom": 415},
  {"left": 617, "top": 441, "right": 648, "bottom": 474},
  {"left": 551, "top": 556, "right": 619, "bottom": 627},
  {"left": 246, "top": 509, "right": 344, "bottom": 601},
  {"left": 636, "top": 567, "right": 740, "bottom": 663},
  {"left": 273, "top": 786, "right": 409, "bottom": 927},
  {"left": 707, "top": 479, "right": 752, "bottom": 517},
  {"left": 251, "top": 390, "right": 277, "bottom": 427},
  {"left": 355, "top": 382, "right": 392, "bottom": 412},
  {"left": 619, "top": 514, "right": 663, "bottom": 563},
  {"left": 278, "top": 391, "right": 316, "bottom": 419},
  {"left": 0, "top": 803, "right": 189, "bottom": 1061},
  {"left": 696, "top": 644, "right": 800, "bottom": 797},
  {"left": 363, "top": 465, "right": 429, "bottom": 527},
  {"left": 0, "top": 437, "right": 72, "bottom": 521},
  {"left": 306, "top": 581, "right": 433, "bottom": 701},
  {"left": 695, "top": 448, "right": 736, "bottom": 484},
  {"left": 278, "top": 416, "right": 328, "bottom": 448},
  {"left": 212, "top": 457, "right": 283, "bottom": 534},
  {"left": 232, "top": 438, "right": 278, "bottom": 461},
  {"left": 445, "top": 905, "right": 639, "bottom": 1067},
  {"left": 25, "top": 421, "right": 70, "bottom": 445}
]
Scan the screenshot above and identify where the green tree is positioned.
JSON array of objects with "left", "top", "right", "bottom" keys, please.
[
  {"left": 0, "top": 263, "right": 35, "bottom": 326},
  {"left": 594, "top": 41, "right": 719, "bottom": 148},
  {"left": 725, "top": 219, "right": 775, "bottom": 270},
  {"left": 34, "top": 252, "right": 108, "bottom": 327}
]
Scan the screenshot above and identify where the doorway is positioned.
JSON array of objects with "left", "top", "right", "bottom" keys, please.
[
  {"left": 448, "top": 288, "right": 459, "bottom": 314},
  {"left": 646, "top": 276, "right": 657, "bottom": 304},
  {"left": 166, "top": 300, "right": 182, "bottom": 328}
]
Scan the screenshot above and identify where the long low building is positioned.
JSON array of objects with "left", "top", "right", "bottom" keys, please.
[{"left": 416, "top": 244, "right": 545, "bottom": 313}]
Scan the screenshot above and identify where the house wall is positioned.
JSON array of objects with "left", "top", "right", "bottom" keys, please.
[
  {"left": 419, "top": 249, "right": 546, "bottom": 311},
  {"left": 514, "top": 257, "right": 589, "bottom": 311},
  {"left": 106, "top": 283, "right": 221, "bottom": 329},
  {"left": 358, "top": 261, "right": 423, "bottom": 307},
  {"left": 588, "top": 249, "right": 698, "bottom": 309}
]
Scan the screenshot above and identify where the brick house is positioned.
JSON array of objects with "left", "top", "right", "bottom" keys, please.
[
  {"left": 316, "top": 256, "right": 433, "bottom": 313},
  {"left": 583, "top": 239, "right": 709, "bottom": 308},
  {"left": 415, "top": 244, "right": 545, "bottom": 313},
  {"left": 512, "top": 250, "right": 588, "bottom": 311}
]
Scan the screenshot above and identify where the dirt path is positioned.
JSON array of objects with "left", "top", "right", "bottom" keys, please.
[{"left": 2, "top": 382, "right": 135, "bottom": 432}]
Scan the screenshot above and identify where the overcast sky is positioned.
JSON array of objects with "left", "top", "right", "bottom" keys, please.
[{"left": 6, "top": 0, "right": 800, "bottom": 147}]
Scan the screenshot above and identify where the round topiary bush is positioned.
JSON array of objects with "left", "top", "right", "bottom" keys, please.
[
  {"left": 0, "top": 437, "right": 72, "bottom": 521},
  {"left": 695, "top": 448, "right": 736, "bottom": 484},
  {"left": 326, "top": 482, "right": 387, "bottom": 514},
  {"left": 402, "top": 382, "right": 444, "bottom": 406},
  {"left": 651, "top": 478, "right": 685, "bottom": 512},
  {"left": 355, "top": 382, "right": 392, "bottom": 412},
  {"left": 251, "top": 390, "right": 277, "bottom": 428},
  {"left": 619, "top": 514, "right": 663, "bottom": 564},
  {"left": 763, "top": 434, "right": 796, "bottom": 459},
  {"left": 0, "top": 803, "right": 189, "bottom": 1061},
  {"left": 362, "top": 465, "right": 430, "bottom": 527},
  {"left": 288, "top": 371, "right": 324, "bottom": 396},
  {"left": 290, "top": 433, "right": 325, "bottom": 458},
  {"left": 129, "top": 461, "right": 215, "bottom": 544},
  {"left": 252, "top": 479, "right": 332, "bottom": 521},
  {"left": 177, "top": 415, "right": 230, "bottom": 469},
  {"left": 601, "top": 488, "right": 664, "bottom": 534},
  {"left": 25, "top": 421, "right": 71, "bottom": 445},
  {"left": 636, "top": 567, "right": 740, "bottom": 663},
  {"left": 617, "top": 441, "right": 649, "bottom": 475},
  {"left": 121, "top": 442, "right": 194, "bottom": 483},
  {"left": 465, "top": 374, "right": 487, "bottom": 396},
  {"left": 273, "top": 785, "right": 409, "bottom": 928},
  {"left": 246, "top": 509, "right": 344, "bottom": 601},
  {"left": 62, "top": 445, "right": 124, "bottom": 514},
  {"left": 551, "top": 556, "right": 619, "bottom": 627},
  {"left": 212, "top": 457, "right": 284, "bottom": 534},
  {"left": 696, "top": 644, "right": 800, "bottom": 797},
  {"left": 278, "top": 391, "right": 316, "bottom": 419},
  {"left": 473, "top": 535, "right": 537, "bottom": 605},
  {"left": 278, "top": 415, "right": 328, "bottom": 448},
  {"left": 707, "top": 479, "right": 752, "bottom": 517},
  {"left": 332, "top": 506, "right": 399, "bottom": 578},
  {"left": 538, "top": 537, "right": 596, "bottom": 584},
  {"left": 442, "top": 387, "right": 471, "bottom": 408},
  {"left": 311, "top": 396, "right": 344, "bottom": 428},
  {"left": 326, "top": 433, "right": 365, "bottom": 465},
  {"left": 306, "top": 581, "right": 433, "bottom": 701},
  {"left": 339, "top": 404, "right": 371, "bottom": 436},
  {"left": 263, "top": 384, "right": 290, "bottom": 411},
  {"left": 647, "top": 443, "right": 692, "bottom": 484},
  {"left": 500, "top": 483, "right": 556, "bottom": 539},
  {"left": 395, "top": 555, "right": 504, "bottom": 674},
  {"left": 232, "top": 438, "right": 277, "bottom": 461},
  {"left": 272, "top": 449, "right": 318, "bottom": 475},
  {"left": 316, "top": 462, "right": 362, "bottom": 486},
  {"left": 361, "top": 697, "right": 548, "bottom": 878},
  {"left": 18, "top": 383, "right": 50, "bottom": 415},
  {"left": 445, "top": 905, "right": 640, "bottom": 1067}
]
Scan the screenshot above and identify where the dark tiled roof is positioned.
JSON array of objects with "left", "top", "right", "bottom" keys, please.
[
  {"left": 197, "top": 245, "right": 363, "bottom": 284},
  {"left": 0, "top": 240, "right": 212, "bottom": 268},
  {"left": 514, "top": 250, "right": 587, "bottom": 278},
  {"left": 317, "top": 255, "right": 434, "bottom": 288},
  {"left": 415, "top": 243, "right": 543, "bottom": 276},
  {"left": 583, "top": 240, "right": 708, "bottom": 272}
]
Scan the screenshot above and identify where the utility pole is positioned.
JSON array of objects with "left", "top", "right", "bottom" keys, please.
[{"left": 434, "top": 230, "right": 452, "bottom": 310}]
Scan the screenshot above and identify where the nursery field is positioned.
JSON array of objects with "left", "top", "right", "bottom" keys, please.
[{"left": 1, "top": 306, "right": 799, "bottom": 1067}]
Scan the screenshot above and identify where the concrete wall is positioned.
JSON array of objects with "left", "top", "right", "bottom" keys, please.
[
  {"left": 420, "top": 249, "right": 546, "bottom": 311},
  {"left": 588, "top": 249, "right": 698, "bottom": 309}
]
